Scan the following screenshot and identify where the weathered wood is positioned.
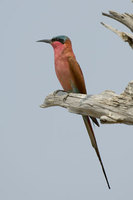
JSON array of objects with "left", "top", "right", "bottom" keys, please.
[
  {"left": 101, "top": 11, "right": 133, "bottom": 48},
  {"left": 102, "top": 11, "right": 133, "bottom": 32},
  {"left": 40, "top": 81, "right": 133, "bottom": 125}
]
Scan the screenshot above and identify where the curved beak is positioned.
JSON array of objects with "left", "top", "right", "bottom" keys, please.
[{"left": 36, "top": 39, "right": 51, "bottom": 44}]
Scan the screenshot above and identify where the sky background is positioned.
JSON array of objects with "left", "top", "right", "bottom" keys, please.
[{"left": 1, "top": 0, "right": 133, "bottom": 199}]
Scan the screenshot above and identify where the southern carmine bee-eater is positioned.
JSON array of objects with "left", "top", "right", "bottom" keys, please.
[{"left": 37, "top": 35, "right": 110, "bottom": 189}]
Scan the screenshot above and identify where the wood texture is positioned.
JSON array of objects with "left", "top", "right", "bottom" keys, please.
[
  {"left": 40, "top": 81, "right": 133, "bottom": 125},
  {"left": 101, "top": 11, "right": 133, "bottom": 48}
]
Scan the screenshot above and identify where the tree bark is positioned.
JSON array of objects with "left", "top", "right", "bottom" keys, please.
[{"left": 40, "top": 81, "right": 133, "bottom": 125}]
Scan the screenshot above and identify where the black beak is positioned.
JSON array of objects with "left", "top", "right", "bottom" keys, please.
[{"left": 36, "top": 39, "right": 51, "bottom": 44}]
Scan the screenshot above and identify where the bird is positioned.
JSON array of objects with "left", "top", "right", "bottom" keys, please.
[{"left": 37, "top": 35, "right": 110, "bottom": 189}]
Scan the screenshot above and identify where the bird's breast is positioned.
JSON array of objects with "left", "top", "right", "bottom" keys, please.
[{"left": 54, "top": 57, "right": 73, "bottom": 91}]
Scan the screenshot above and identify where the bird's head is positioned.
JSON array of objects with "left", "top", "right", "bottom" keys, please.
[{"left": 37, "top": 35, "right": 72, "bottom": 51}]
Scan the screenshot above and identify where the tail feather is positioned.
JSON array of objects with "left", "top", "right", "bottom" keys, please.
[{"left": 82, "top": 115, "right": 110, "bottom": 189}]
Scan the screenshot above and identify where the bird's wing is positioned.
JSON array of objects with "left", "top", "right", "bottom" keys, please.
[
  {"left": 68, "top": 56, "right": 87, "bottom": 94},
  {"left": 68, "top": 56, "right": 99, "bottom": 127}
]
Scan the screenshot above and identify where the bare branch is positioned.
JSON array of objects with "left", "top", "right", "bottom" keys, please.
[
  {"left": 102, "top": 11, "right": 133, "bottom": 32},
  {"left": 102, "top": 10, "right": 133, "bottom": 48},
  {"left": 40, "top": 81, "right": 133, "bottom": 125},
  {"left": 101, "top": 22, "right": 133, "bottom": 48}
]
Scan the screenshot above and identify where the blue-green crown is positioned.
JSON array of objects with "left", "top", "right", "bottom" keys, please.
[{"left": 51, "top": 35, "right": 70, "bottom": 44}]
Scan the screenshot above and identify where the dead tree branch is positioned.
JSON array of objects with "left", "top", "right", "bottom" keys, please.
[
  {"left": 101, "top": 11, "right": 133, "bottom": 48},
  {"left": 40, "top": 81, "right": 133, "bottom": 125}
]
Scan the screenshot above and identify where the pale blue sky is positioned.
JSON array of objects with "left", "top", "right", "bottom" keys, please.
[{"left": 1, "top": 0, "right": 133, "bottom": 199}]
